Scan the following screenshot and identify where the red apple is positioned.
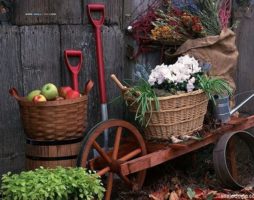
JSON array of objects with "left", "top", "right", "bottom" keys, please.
[
  {"left": 33, "top": 94, "right": 47, "bottom": 103},
  {"left": 65, "top": 90, "right": 80, "bottom": 99},
  {"left": 58, "top": 86, "right": 73, "bottom": 98}
]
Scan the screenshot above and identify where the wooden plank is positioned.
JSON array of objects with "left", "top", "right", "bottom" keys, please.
[
  {"left": 60, "top": 25, "right": 124, "bottom": 130},
  {"left": 20, "top": 25, "right": 61, "bottom": 96},
  {"left": 123, "top": 0, "right": 158, "bottom": 29},
  {"left": 120, "top": 132, "right": 222, "bottom": 176},
  {"left": 120, "top": 116, "right": 254, "bottom": 176},
  {"left": 235, "top": 6, "right": 254, "bottom": 114},
  {"left": 83, "top": 0, "right": 123, "bottom": 27},
  {"left": 0, "top": 26, "right": 25, "bottom": 176},
  {"left": 14, "top": 0, "right": 82, "bottom": 25}
]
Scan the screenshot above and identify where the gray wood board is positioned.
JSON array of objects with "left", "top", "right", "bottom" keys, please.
[
  {"left": 123, "top": 0, "right": 158, "bottom": 29},
  {"left": 20, "top": 25, "right": 61, "bottom": 95},
  {"left": 0, "top": 26, "right": 25, "bottom": 175},
  {"left": 60, "top": 25, "right": 124, "bottom": 130},
  {"left": 14, "top": 0, "right": 82, "bottom": 25},
  {"left": 83, "top": 0, "right": 123, "bottom": 27},
  {"left": 235, "top": 8, "right": 254, "bottom": 114}
]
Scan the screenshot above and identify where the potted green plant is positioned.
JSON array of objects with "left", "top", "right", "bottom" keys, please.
[{"left": 1, "top": 167, "right": 105, "bottom": 200}]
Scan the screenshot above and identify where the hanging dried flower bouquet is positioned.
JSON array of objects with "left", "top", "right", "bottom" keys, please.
[{"left": 129, "top": 0, "right": 232, "bottom": 45}]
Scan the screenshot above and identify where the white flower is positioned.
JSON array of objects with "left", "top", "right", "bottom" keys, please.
[
  {"left": 148, "top": 76, "right": 156, "bottom": 86},
  {"left": 189, "top": 77, "right": 196, "bottom": 84},
  {"left": 186, "top": 82, "right": 195, "bottom": 92}
]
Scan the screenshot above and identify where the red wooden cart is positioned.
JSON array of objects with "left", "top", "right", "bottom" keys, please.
[{"left": 77, "top": 106, "right": 254, "bottom": 199}]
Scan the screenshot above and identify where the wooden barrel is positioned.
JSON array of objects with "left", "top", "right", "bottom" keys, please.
[{"left": 25, "top": 137, "right": 83, "bottom": 170}]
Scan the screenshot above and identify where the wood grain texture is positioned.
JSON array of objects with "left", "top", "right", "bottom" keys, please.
[
  {"left": 123, "top": 0, "right": 157, "bottom": 29},
  {"left": 60, "top": 25, "right": 124, "bottom": 130},
  {"left": 25, "top": 140, "right": 82, "bottom": 170},
  {"left": 83, "top": 0, "right": 123, "bottom": 27},
  {"left": 14, "top": 0, "right": 82, "bottom": 25},
  {"left": 20, "top": 25, "right": 61, "bottom": 95},
  {"left": 235, "top": 7, "right": 254, "bottom": 114},
  {"left": 0, "top": 26, "right": 25, "bottom": 175}
]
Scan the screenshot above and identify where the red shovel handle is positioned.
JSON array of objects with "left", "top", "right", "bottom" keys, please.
[
  {"left": 87, "top": 4, "right": 105, "bottom": 27},
  {"left": 64, "top": 50, "right": 83, "bottom": 91},
  {"left": 87, "top": 3, "right": 107, "bottom": 104}
]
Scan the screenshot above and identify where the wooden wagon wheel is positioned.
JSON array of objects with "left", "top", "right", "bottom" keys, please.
[{"left": 77, "top": 119, "right": 147, "bottom": 200}]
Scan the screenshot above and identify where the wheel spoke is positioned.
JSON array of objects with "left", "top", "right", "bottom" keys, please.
[
  {"left": 92, "top": 141, "right": 112, "bottom": 164},
  {"left": 112, "top": 127, "right": 122, "bottom": 160},
  {"left": 119, "top": 148, "right": 142, "bottom": 162},
  {"left": 105, "top": 172, "right": 114, "bottom": 200},
  {"left": 88, "top": 160, "right": 95, "bottom": 170},
  {"left": 118, "top": 173, "right": 133, "bottom": 188},
  {"left": 97, "top": 167, "right": 110, "bottom": 176}
]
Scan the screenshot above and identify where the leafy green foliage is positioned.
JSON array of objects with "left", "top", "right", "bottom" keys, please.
[
  {"left": 1, "top": 167, "right": 105, "bottom": 200},
  {"left": 197, "top": 75, "right": 233, "bottom": 104},
  {"left": 194, "top": 0, "right": 221, "bottom": 36},
  {"left": 125, "top": 79, "right": 160, "bottom": 127}
]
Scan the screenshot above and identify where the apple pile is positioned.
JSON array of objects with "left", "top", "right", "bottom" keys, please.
[{"left": 27, "top": 83, "right": 81, "bottom": 103}]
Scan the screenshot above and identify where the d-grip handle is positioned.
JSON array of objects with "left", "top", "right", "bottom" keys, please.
[
  {"left": 64, "top": 50, "right": 83, "bottom": 92},
  {"left": 64, "top": 50, "right": 83, "bottom": 73},
  {"left": 87, "top": 4, "right": 105, "bottom": 26}
]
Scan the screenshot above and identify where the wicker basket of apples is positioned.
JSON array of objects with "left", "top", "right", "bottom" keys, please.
[{"left": 9, "top": 81, "right": 93, "bottom": 141}]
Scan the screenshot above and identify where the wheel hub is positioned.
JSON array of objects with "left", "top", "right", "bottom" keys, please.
[{"left": 109, "top": 159, "right": 121, "bottom": 173}]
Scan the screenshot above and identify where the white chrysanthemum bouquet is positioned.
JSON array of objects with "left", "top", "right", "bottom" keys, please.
[
  {"left": 125, "top": 54, "right": 232, "bottom": 126},
  {"left": 148, "top": 55, "right": 202, "bottom": 94}
]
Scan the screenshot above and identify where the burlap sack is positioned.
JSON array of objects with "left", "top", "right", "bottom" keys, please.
[{"left": 165, "top": 29, "right": 239, "bottom": 92}]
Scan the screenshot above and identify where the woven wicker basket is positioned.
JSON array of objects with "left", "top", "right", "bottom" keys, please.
[
  {"left": 127, "top": 89, "right": 208, "bottom": 140},
  {"left": 10, "top": 86, "right": 92, "bottom": 141}
]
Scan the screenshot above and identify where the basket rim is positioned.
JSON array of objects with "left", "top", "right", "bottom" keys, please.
[
  {"left": 155, "top": 89, "right": 205, "bottom": 100},
  {"left": 125, "top": 89, "right": 206, "bottom": 102},
  {"left": 130, "top": 99, "right": 208, "bottom": 113},
  {"left": 18, "top": 94, "right": 88, "bottom": 107},
  {"left": 145, "top": 115, "right": 205, "bottom": 127}
]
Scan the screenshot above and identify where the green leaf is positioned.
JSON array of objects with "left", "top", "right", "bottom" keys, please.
[{"left": 187, "top": 187, "right": 196, "bottom": 200}]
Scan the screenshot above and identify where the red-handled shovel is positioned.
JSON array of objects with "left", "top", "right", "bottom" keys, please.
[
  {"left": 64, "top": 49, "right": 83, "bottom": 92},
  {"left": 87, "top": 3, "right": 109, "bottom": 150}
]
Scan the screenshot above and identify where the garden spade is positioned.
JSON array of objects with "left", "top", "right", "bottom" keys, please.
[
  {"left": 64, "top": 49, "right": 83, "bottom": 92},
  {"left": 87, "top": 3, "right": 109, "bottom": 150}
]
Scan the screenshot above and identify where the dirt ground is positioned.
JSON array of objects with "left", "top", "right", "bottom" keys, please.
[{"left": 111, "top": 144, "right": 254, "bottom": 200}]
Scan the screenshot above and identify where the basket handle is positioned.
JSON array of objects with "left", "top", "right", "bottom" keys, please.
[
  {"left": 9, "top": 88, "right": 23, "bottom": 101},
  {"left": 84, "top": 80, "right": 94, "bottom": 95},
  {"left": 110, "top": 74, "right": 128, "bottom": 92}
]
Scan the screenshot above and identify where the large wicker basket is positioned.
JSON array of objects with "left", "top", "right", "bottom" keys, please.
[
  {"left": 9, "top": 85, "right": 92, "bottom": 141},
  {"left": 127, "top": 89, "right": 208, "bottom": 140}
]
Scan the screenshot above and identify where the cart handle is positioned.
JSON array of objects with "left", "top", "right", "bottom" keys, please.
[{"left": 110, "top": 74, "right": 128, "bottom": 92}]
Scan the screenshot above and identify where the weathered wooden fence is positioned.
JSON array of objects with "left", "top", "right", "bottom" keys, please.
[{"left": 0, "top": 0, "right": 253, "bottom": 178}]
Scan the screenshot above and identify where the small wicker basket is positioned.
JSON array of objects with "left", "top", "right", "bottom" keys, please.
[{"left": 9, "top": 82, "right": 93, "bottom": 141}]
